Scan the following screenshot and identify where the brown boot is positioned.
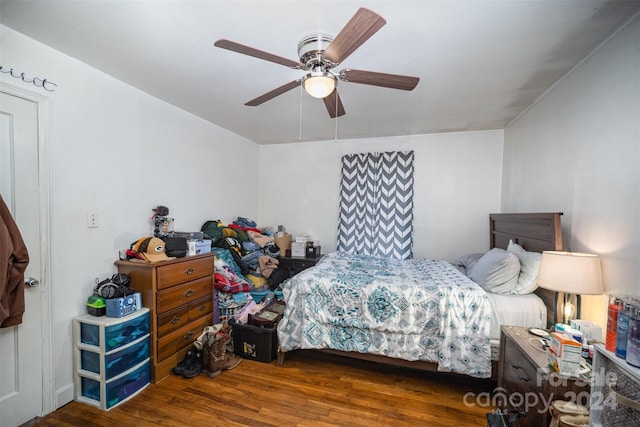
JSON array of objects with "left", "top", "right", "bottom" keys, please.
[
  {"left": 219, "top": 322, "right": 234, "bottom": 352},
  {"left": 219, "top": 325, "right": 241, "bottom": 369},
  {"left": 202, "top": 332, "right": 224, "bottom": 378},
  {"left": 221, "top": 351, "right": 242, "bottom": 370},
  {"left": 208, "top": 331, "right": 242, "bottom": 372}
]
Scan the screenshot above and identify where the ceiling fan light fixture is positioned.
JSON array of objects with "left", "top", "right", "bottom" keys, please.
[{"left": 303, "top": 71, "right": 336, "bottom": 99}]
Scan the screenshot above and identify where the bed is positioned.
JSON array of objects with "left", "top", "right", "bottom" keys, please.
[{"left": 276, "top": 212, "right": 563, "bottom": 380}]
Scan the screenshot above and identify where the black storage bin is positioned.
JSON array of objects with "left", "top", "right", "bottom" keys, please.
[{"left": 230, "top": 320, "right": 278, "bottom": 363}]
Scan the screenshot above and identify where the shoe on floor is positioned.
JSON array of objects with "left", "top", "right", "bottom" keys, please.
[
  {"left": 182, "top": 350, "right": 203, "bottom": 378},
  {"left": 222, "top": 352, "right": 242, "bottom": 370},
  {"left": 203, "top": 333, "right": 225, "bottom": 378},
  {"left": 202, "top": 332, "right": 222, "bottom": 378},
  {"left": 172, "top": 349, "right": 197, "bottom": 376}
]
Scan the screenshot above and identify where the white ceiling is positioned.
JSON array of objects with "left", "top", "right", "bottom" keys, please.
[{"left": 1, "top": 1, "right": 639, "bottom": 144}]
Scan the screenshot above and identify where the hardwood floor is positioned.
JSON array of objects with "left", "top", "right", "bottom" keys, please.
[{"left": 25, "top": 351, "right": 495, "bottom": 426}]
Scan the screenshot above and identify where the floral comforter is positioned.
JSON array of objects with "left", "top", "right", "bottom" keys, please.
[{"left": 277, "top": 251, "right": 491, "bottom": 378}]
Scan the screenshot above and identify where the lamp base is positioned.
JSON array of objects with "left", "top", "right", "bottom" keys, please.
[{"left": 558, "top": 292, "right": 581, "bottom": 325}]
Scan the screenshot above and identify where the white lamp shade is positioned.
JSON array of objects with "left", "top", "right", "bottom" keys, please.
[
  {"left": 303, "top": 73, "right": 336, "bottom": 98},
  {"left": 536, "top": 251, "right": 604, "bottom": 295}
]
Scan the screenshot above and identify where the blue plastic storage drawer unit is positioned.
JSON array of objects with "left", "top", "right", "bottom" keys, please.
[{"left": 73, "top": 308, "right": 150, "bottom": 410}]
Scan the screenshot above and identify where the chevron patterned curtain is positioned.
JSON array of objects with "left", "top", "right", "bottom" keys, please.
[{"left": 337, "top": 150, "right": 414, "bottom": 260}]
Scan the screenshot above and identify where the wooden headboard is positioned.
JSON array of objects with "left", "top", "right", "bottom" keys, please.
[{"left": 489, "top": 212, "right": 563, "bottom": 329}]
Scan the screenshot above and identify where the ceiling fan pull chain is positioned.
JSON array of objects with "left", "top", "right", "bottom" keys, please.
[
  {"left": 299, "top": 83, "right": 303, "bottom": 141},
  {"left": 334, "top": 93, "right": 339, "bottom": 142}
]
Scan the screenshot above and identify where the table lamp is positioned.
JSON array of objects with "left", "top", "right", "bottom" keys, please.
[{"left": 536, "top": 251, "right": 604, "bottom": 325}]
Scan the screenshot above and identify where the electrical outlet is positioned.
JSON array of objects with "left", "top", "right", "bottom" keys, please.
[{"left": 87, "top": 211, "right": 99, "bottom": 228}]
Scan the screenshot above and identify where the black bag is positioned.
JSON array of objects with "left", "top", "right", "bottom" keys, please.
[
  {"left": 163, "top": 237, "right": 188, "bottom": 258},
  {"left": 486, "top": 410, "right": 524, "bottom": 427},
  {"left": 269, "top": 267, "right": 290, "bottom": 289}
]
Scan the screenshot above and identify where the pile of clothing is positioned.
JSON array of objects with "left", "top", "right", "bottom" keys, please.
[{"left": 202, "top": 217, "right": 289, "bottom": 320}]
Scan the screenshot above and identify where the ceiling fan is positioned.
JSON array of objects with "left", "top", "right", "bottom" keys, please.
[{"left": 214, "top": 8, "right": 419, "bottom": 118}]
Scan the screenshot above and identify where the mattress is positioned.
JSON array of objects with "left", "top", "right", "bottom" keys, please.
[{"left": 486, "top": 292, "right": 547, "bottom": 340}]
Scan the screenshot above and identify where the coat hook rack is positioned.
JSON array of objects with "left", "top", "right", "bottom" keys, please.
[{"left": 0, "top": 65, "right": 57, "bottom": 91}]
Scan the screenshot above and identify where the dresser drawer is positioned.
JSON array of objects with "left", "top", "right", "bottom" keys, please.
[
  {"left": 156, "top": 296, "right": 213, "bottom": 338},
  {"left": 188, "top": 296, "right": 213, "bottom": 321},
  {"left": 502, "top": 339, "right": 538, "bottom": 397},
  {"left": 156, "top": 276, "right": 212, "bottom": 314},
  {"left": 156, "top": 305, "right": 189, "bottom": 338},
  {"left": 156, "top": 257, "right": 214, "bottom": 290},
  {"left": 156, "top": 316, "right": 211, "bottom": 362}
]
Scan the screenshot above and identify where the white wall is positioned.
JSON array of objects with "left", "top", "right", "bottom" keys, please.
[
  {"left": 1, "top": 25, "right": 260, "bottom": 408},
  {"left": 259, "top": 130, "right": 504, "bottom": 261},
  {"left": 502, "top": 14, "right": 640, "bottom": 331}
]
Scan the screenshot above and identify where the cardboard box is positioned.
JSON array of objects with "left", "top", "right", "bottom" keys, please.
[
  {"left": 106, "top": 293, "right": 142, "bottom": 318},
  {"left": 291, "top": 241, "right": 306, "bottom": 257},
  {"left": 549, "top": 332, "right": 582, "bottom": 376},
  {"left": 551, "top": 332, "right": 582, "bottom": 359},
  {"left": 547, "top": 347, "right": 581, "bottom": 376},
  {"left": 570, "top": 319, "right": 603, "bottom": 342}
]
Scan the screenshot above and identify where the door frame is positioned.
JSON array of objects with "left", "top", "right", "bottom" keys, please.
[{"left": 1, "top": 81, "right": 54, "bottom": 417}]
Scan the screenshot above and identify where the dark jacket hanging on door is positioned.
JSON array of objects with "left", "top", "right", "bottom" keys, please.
[{"left": 0, "top": 195, "right": 29, "bottom": 328}]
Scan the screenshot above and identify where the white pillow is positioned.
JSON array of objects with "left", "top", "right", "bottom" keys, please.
[
  {"left": 507, "top": 239, "right": 542, "bottom": 294},
  {"left": 452, "top": 253, "right": 484, "bottom": 275},
  {"left": 468, "top": 248, "right": 520, "bottom": 294}
]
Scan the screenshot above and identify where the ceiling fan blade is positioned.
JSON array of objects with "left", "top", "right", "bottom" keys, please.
[
  {"left": 323, "top": 90, "right": 346, "bottom": 118},
  {"left": 323, "top": 8, "right": 386, "bottom": 65},
  {"left": 214, "top": 39, "right": 303, "bottom": 69},
  {"left": 245, "top": 80, "right": 301, "bottom": 106},
  {"left": 340, "top": 69, "right": 419, "bottom": 91}
]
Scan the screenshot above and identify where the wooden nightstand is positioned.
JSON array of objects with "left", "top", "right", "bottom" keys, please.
[
  {"left": 278, "top": 255, "right": 322, "bottom": 276},
  {"left": 498, "top": 325, "right": 590, "bottom": 427}
]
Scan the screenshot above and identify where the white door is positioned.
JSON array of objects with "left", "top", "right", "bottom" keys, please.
[{"left": 0, "top": 87, "right": 52, "bottom": 426}]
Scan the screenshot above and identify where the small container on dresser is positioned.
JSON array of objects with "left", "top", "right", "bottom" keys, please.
[
  {"left": 73, "top": 308, "right": 150, "bottom": 410},
  {"left": 590, "top": 343, "right": 640, "bottom": 426},
  {"left": 115, "top": 253, "right": 215, "bottom": 383}
]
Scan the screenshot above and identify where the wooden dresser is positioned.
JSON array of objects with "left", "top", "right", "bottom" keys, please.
[
  {"left": 498, "top": 325, "right": 590, "bottom": 427},
  {"left": 115, "top": 253, "right": 215, "bottom": 383}
]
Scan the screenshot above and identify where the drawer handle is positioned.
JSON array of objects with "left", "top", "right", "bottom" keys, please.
[
  {"left": 183, "top": 331, "right": 194, "bottom": 340},
  {"left": 512, "top": 365, "right": 530, "bottom": 382},
  {"left": 170, "top": 316, "right": 180, "bottom": 324},
  {"left": 184, "top": 289, "right": 194, "bottom": 297},
  {"left": 185, "top": 267, "right": 195, "bottom": 275},
  {"left": 199, "top": 305, "right": 207, "bottom": 312}
]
